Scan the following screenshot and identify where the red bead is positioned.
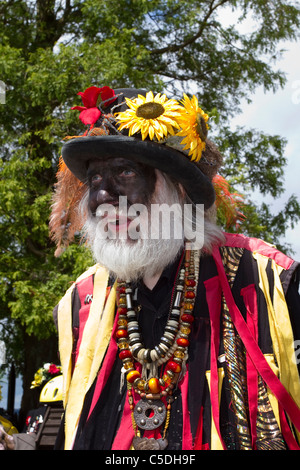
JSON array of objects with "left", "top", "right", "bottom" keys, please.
[
  {"left": 177, "top": 337, "right": 190, "bottom": 347},
  {"left": 116, "top": 329, "right": 128, "bottom": 339},
  {"left": 181, "top": 314, "right": 194, "bottom": 323},
  {"left": 118, "top": 287, "right": 126, "bottom": 294},
  {"left": 185, "top": 291, "right": 195, "bottom": 299},
  {"left": 167, "top": 360, "right": 182, "bottom": 373},
  {"left": 117, "top": 307, "right": 127, "bottom": 315},
  {"left": 119, "top": 349, "right": 132, "bottom": 360},
  {"left": 186, "top": 279, "right": 196, "bottom": 287}
]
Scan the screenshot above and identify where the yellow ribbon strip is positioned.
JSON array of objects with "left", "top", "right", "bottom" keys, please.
[
  {"left": 206, "top": 368, "right": 225, "bottom": 450},
  {"left": 57, "top": 264, "right": 117, "bottom": 449},
  {"left": 57, "top": 264, "right": 99, "bottom": 408},
  {"left": 264, "top": 354, "right": 281, "bottom": 429},
  {"left": 253, "top": 253, "right": 300, "bottom": 439}
]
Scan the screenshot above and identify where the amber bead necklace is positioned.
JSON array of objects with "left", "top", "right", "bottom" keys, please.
[{"left": 115, "top": 248, "right": 199, "bottom": 448}]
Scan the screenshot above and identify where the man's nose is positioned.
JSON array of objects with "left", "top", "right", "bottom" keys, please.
[{"left": 96, "top": 178, "right": 119, "bottom": 205}]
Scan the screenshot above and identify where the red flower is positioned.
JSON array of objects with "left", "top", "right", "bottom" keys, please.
[
  {"left": 25, "top": 415, "right": 31, "bottom": 426},
  {"left": 48, "top": 364, "right": 61, "bottom": 375},
  {"left": 71, "top": 86, "right": 116, "bottom": 125}
]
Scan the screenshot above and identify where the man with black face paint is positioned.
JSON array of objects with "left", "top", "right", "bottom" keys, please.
[
  {"left": 86, "top": 157, "right": 158, "bottom": 249},
  {"left": 2, "top": 87, "right": 300, "bottom": 451}
]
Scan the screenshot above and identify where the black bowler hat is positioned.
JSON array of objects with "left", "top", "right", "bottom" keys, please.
[{"left": 61, "top": 87, "right": 223, "bottom": 210}]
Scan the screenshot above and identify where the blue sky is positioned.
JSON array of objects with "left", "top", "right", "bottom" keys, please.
[
  {"left": 230, "top": 40, "right": 300, "bottom": 262},
  {"left": 216, "top": 6, "right": 300, "bottom": 261}
]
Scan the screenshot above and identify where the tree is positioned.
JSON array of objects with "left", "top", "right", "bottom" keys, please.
[{"left": 0, "top": 0, "right": 299, "bottom": 423}]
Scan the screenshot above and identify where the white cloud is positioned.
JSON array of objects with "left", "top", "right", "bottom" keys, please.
[{"left": 230, "top": 41, "right": 300, "bottom": 261}]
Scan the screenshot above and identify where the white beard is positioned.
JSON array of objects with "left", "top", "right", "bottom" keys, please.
[
  {"left": 81, "top": 171, "right": 225, "bottom": 282},
  {"left": 86, "top": 234, "right": 184, "bottom": 282},
  {"left": 82, "top": 174, "right": 185, "bottom": 282}
]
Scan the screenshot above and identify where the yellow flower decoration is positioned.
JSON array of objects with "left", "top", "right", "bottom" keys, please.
[
  {"left": 30, "top": 368, "right": 44, "bottom": 388},
  {"left": 115, "top": 91, "right": 183, "bottom": 141},
  {"left": 177, "top": 94, "right": 209, "bottom": 162}
]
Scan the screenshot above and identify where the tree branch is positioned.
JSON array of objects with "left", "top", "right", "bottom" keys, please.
[
  {"left": 150, "top": 0, "right": 230, "bottom": 55},
  {"left": 26, "top": 239, "right": 45, "bottom": 259}
]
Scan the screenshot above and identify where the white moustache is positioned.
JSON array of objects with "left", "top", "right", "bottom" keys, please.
[{"left": 95, "top": 202, "right": 148, "bottom": 221}]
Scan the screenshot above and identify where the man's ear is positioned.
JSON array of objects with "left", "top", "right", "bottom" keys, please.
[{"left": 178, "top": 182, "right": 186, "bottom": 199}]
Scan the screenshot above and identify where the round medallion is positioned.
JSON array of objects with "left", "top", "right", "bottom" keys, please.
[{"left": 134, "top": 398, "right": 166, "bottom": 430}]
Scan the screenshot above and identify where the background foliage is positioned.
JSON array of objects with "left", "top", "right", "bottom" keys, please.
[{"left": 0, "top": 0, "right": 300, "bottom": 422}]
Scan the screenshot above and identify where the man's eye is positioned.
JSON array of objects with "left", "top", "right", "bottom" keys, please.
[
  {"left": 120, "top": 169, "right": 135, "bottom": 177},
  {"left": 90, "top": 174, "right": 102, "bottom": 185}
]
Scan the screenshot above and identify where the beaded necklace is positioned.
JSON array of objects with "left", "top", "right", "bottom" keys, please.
[{"left": 115, "top": 248, "right": 200, "bottom": 450}]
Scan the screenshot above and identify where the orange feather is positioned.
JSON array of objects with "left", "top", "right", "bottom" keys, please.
[
  {"left": 49, "top": 156, "right": 87, "bottom": 256},
  {"left": 212, "top": 175, "right": 246, "bottom": 229}
]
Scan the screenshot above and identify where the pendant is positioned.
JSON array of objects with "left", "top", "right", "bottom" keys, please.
[
  {"left": 134, "top": 398, "right": 166, "bottom": 430},
  {"left": 132, "top": 436, "right": 168, "bottom": 450}
]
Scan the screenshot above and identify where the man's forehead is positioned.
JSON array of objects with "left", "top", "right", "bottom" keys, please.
[{"left": 87, "top": 157, "right": 148, "bottom": 172}]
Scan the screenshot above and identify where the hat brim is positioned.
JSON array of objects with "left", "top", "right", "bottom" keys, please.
[{"left": 61, "top": 135, "right": 215, "bottom": 209}]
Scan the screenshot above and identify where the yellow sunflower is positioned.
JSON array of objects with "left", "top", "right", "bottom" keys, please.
[
  {"left": 115, "top": 91, "right": 183, "bottom": 141},
  {"left": 177, "top": 94, "right": 209, "bottom": 162}
]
